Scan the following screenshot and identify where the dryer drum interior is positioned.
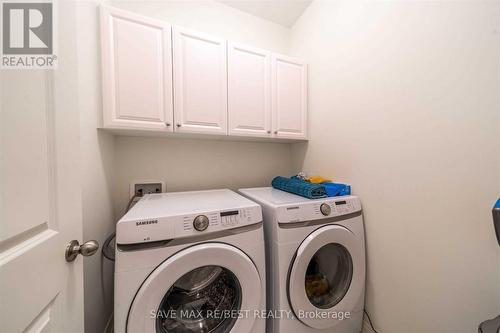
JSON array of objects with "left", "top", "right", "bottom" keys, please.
[
  {"left": 156, "top": 265, "right": 242, "bottom": 333},
  {"left": 304, "top": 243, "right": 353, "bottom": 309}
]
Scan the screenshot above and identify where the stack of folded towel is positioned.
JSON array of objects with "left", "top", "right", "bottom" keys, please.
[
  {"left": 272, "top": 176, "right": 327, "bottom": 199},
  {"left": 271, "top": 174, "right": 351, "bottom": 200}
]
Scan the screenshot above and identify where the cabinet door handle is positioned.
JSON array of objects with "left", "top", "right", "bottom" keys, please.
[
  {"left": 165, "top": 122, "right": 171, "bottom": 127},
  {"left": 176, "top": 123, "right": 181, "bottom": 127},
  {"left": 274, "top": 131, "right": 278, "bottom": 135},
  {"left": 267, "top": 130, "right": 271, "bottom": 134}
]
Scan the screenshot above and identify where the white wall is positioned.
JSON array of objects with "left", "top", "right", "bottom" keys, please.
[
  {"left": 113, "top": 137, "right": 293, "bottom": 216},
  {"left": 289, "top": 1, "right": 500, "bottom": 332},
  {"left": 76, "top": 2, "right": 116, "bottom": 332},
  {"left": 106, "top": 0, "right": 295, "bottom": 217},
  {"left": 108, "top": 0, "right": 289, "bottom": 53}
]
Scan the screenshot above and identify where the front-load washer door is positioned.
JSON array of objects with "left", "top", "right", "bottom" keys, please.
[
  {"left": 127, "top": 243, "right": 262, "bottom": 333},
  {"left": 288, "top": 225, "right": 364, "bottom": 330}
]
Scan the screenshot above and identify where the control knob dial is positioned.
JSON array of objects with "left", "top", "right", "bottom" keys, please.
[
  {"left": 320, "top": 203, "right": 331, "bottom": 216},
  {"left": 193, "top": 215, "right": 209, "bottom": 231}
]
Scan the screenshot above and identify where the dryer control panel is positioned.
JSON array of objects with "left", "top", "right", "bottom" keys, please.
[{"left": 276, "top": 196, "right": 361, "bottom": 224}]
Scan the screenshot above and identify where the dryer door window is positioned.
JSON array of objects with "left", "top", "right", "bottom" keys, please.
[
  {"left": 156, "top": 265, "right": 241, "bottom": 333},
  {"left": 127, "top": 243, "right": 262, "bottom": 333},
  {"left": 288, "top": 224, "right": 364, "bottom": 330},
  {"left": 305, "top": 243, "right": 353, "bottom": 309}
]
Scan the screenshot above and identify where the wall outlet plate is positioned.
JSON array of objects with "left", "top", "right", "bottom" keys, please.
[{"left": 129, "top": 180, "right": 166, "bottom": 198}]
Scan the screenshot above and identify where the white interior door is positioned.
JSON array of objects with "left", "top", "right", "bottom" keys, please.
[
  {"left": 0, "top": 2, "right": 87, "bottom": 331},
  {"left": 228, "top": 42, "right": 271, "bottom": 137},
  {"left": 173, "top": 26, "right": 228, "bottom": 135},
  {"left": 272, "top": 54, "right": 308, "bottom": 139},
  {"left": 101, "top": 6, "right": 173, "bottom": 131}
]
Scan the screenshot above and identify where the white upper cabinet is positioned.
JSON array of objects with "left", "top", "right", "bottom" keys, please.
[
  {"left": 228, "top": 42, "right": 271, "bottom": 138},
  {"left": 173, "top": 27, "right": 228, "bottom": 135},
  {"left": 272, "top": 55, "right": 308, "bottom": 140},
  {"left": 100, "top": 6, "right": 173, "bottom": 131},
  {"left": 100, "top": 7, "right": 308, "bottom": 140}
]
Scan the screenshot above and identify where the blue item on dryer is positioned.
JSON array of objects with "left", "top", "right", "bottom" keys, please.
[
  {"left": 271, "top": 176, "right": 327, "bottom": 199},
  {"left": 323, "top": 182, "right": 351, "bottom": 197}
]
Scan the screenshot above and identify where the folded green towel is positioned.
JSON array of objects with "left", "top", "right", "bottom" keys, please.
[{"left": 271, "top": 176, "right": 327, "bottom": 199}]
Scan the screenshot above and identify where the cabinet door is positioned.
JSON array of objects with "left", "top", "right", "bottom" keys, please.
[
  {"left": 228, "top": 43, "right": 271, "bottom": 137},
  {"left": 272, "top": 55, "right": 308, "bottom": 139},
  {"left": 173, "top": 27, "right": 227, "bottom": 135},
  {"left": 100, "top": 6, "right": 173, "bottom": 131}
]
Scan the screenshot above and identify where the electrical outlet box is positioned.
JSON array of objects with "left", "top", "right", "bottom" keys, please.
[{"left": 130, "top": 180, "right": 165, "bottom": 198}]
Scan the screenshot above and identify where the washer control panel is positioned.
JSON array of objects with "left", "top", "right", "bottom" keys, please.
[
  {"left": 180, "top": 207, "right": 258, "bottom": 233},
  {"left": 220, "top": 210, "right": 240, "bottom": 227},
  {"left": 276, "top": 196, "right": 361, "bottom": 223},
  {"left": 118, "top": 205, "right": 262, "bottom": 244},
  {"left": 116, "top": 190, "right": 263, "bottom": 245}
]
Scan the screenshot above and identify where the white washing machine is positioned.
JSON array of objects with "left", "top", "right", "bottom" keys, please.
[
  {"left": 114, "top": 189, "right": 266, "bottom": 333},
  {"left": 238, "top": 187, "right": 365, "bottom": 333}
]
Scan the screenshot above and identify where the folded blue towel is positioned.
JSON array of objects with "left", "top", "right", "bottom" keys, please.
[
  {"left": 271, "top": 176, "right": 327, "bottom": 199},
  {"left": 323, "top": 182, "right": 351, "bottom": 197}
]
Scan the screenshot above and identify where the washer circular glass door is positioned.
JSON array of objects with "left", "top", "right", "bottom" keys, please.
[
  {"left": 127, "top": 243, "right": 262, "bottom": 333},
  {"left": 288, "top": 225, "right": 364, "bottom": 330},
  {"left": 157, "top": 265, "right": 241, "bottom": 332}
]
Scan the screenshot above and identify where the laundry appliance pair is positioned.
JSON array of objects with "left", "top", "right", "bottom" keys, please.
[{"left": 114, "top": 188, "right": 365, "bottom": 333}]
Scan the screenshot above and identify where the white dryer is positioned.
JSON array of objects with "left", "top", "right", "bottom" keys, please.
[
  {"left": 114, "top": 189, "right": 266, "bottom": 333},
  {"left": 238, "top": 187, "right": 365, "bottom": 333}
]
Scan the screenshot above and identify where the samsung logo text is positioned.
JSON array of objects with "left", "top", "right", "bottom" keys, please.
[{"left": 136, "top": 220, "right": 158, "bottom": 226}]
